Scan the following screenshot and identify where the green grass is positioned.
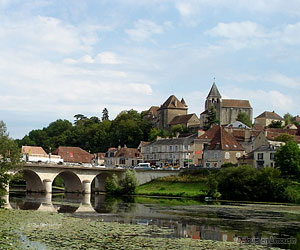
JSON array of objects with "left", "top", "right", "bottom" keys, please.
[{"left": 136, "top": 179, "right": 208, "bottom": 198}]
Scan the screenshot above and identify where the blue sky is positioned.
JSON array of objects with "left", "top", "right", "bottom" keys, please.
[{"left": 1, "top": 0, "right": 300, "bottom": 138}]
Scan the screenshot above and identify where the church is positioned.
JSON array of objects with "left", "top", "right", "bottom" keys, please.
[{"left": 200, "top": 83, "right": 253, "bottom": 126}]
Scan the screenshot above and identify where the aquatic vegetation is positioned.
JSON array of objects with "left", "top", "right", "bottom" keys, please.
[{"left": 0, "top": 209, "right": 281, "bottom": 249}]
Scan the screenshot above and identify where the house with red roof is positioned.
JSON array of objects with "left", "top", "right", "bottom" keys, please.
[
  {"left": 105, "top": 146, "right": 142, "bottom": 167},
  {"left": 202, "top": 126, "right": 245, "bottom": 168},
  {"left": 22, "top": 146, "right": 63, "bottom": 164},
  {"left": 254, "top": 111, "right": 284, "bottom": 128},
  {"left": 52, "top": 146, "right": 93, "bottom": 166}
]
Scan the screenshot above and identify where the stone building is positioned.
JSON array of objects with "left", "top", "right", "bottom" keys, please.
[
  {"left": 140, "top": 134, "right": 202, "bottom": 167},
  {"left": 254, "top": 111, "right": 284, "bottom": 128},
  {"left": 200, "top": 83, "right": 253, "bottom": 126},
  {"left": 202, "top": 125, "right": 245, "bottom": 168},
  {"left": 157, "top": 95, "right": 188, "bottom": 130},
  {"left": 144, "top": 95, "right": 201, "bottom": 132}
]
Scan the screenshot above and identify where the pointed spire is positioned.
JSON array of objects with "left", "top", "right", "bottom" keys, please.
[
  {"left": 207, "top": 82, "right": 221, "bottom": 99},
  {"left": 180, "top": 98, "right": 187, "bottom": 107}
]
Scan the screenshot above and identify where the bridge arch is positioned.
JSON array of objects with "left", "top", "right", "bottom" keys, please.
[
  {"left": 23, "top": 169, "right": 44, "bottom": 192},
  {"left": 54, "top": 171, "right": 83, "bottom": 193},
  {"left": 92, "top": 172, "right": 124, "bottom": 192}
]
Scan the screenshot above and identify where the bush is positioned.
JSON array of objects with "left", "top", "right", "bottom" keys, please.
[
  {"left": 105, "top": 174, "right": 121, "bottom": 194},
  {"left": 105, "top": 171, "right": 137, "bottom": 195},
  {"left": 215, "top": 166, "right": 290, "bottom": 202},
  {"left": 120, "top": 170, "right": 137, "bottom": 195}
]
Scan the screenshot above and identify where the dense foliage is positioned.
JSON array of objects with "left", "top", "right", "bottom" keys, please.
[
  {"left": 17, "top": 109, "right": 153, "bottom": 153},
  {"left": 275, "top": 140, "right": 300, "bottom": 179},
  {"left": 236, "top": 112, "right": 252, "bottom": 127},
  {"left": 210, "top": 165, "right": 300, "bottom": 203},
  {"left": 203, "top": 106, "right": 219, "bottom": 130},
  {"left": 105, "top": 170, "right": 137, "bottom": 195},
  {"left": 0, "top": 121, "right": 22, "bottom": 207}
]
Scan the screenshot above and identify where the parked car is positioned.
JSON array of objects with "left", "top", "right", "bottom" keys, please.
[{"left": 134, "top": 163, "right": 152, "bottom": 170}]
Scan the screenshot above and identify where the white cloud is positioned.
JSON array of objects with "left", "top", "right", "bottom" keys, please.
[
  {"left": 125, "top": 19, "right": 164, "bottom": 41},
  {"left": 96, "top": 52, "right": 122, "bottom": 64},
  {"left": 281, "top": 23, "right": 300, "bottom": 45},
  {"left": 206, "top": 21, "right": 265, "bottom": 39},
  {"left": 174, "top": 0, "right": 300, "bottom": 19},
  {"left": 63, "top": 52, "right": 122, "bottom": 65}
]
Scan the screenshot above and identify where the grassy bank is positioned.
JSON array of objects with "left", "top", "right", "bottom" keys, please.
[
  {"left": 136, "top": 175, "right": 208, "bottom": 198},
  {"left": 0, "top": 209, "right": 280, "bottom": 250}
]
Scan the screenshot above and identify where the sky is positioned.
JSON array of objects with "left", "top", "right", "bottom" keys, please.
[{"left": 1, "top": 0, "right": 300, "bottom": 139}]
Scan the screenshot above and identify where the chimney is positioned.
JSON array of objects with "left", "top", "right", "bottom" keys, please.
[
  {"left": 176, "top": 132, "right": 180, "bottom": 138},
  {"left": 244, "top": 129, "right": 250, "bottom": 142}
]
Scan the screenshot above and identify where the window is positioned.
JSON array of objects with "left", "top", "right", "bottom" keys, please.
[
  {"left": 169, "top": 146, "right": 173, "bottom": 152},
  {"left": 175, "top": 145, "right": 178, "bottom": 152},
  {"left": 270, "top": 153, "right": 275, "bottom": 160},
  {"left": 258, "top": 153, "right": 264, "bottom": 160},
  {"left": 184, "top": 145, "right": 188, "bottom": 151}
]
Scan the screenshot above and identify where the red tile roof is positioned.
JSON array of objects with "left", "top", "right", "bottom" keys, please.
[
  {"left": 22, "top": 146, "right": 47, "bottom": 156},
  {"left": 222, "top": 99, "right": 252, "bottom": 108},
  {"left": 52, "top": 146, "right": 93, "bottom": 163},
  {"left": 208, "top": 126, "right": 244, "bottom": 151},
  {"left": 114, "top": 148, "right": 142, "bottom": 158},
  {"left": 255, "top": 111, "right": 284, "bottom": 120},
  {"left": 146, "top": 106, "right": 159, "bottom": 115},
  {"left": 198, "top": 125, "right": 220, "bottom": 140},
  {"left": 96, "top": 153, "right": 105, "bottom": 159}
]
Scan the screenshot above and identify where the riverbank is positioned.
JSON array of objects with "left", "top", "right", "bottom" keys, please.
[
  {"left": 136, "top": 179, "right": 208, "bottom": 198},
  {"left": 0, "top": 209, "right": 281, "bottom": 250}
]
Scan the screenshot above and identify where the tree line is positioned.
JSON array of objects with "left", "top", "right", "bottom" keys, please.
[{"left": 16, "top": 109, "right": 154, "bottom": 153}]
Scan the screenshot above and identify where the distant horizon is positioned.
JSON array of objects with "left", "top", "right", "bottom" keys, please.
[{"left": 1, "top": 1, "right": 299, "bottom": 139}]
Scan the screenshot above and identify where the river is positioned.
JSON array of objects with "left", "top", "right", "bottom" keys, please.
[{"left": 4, "top": 192, "right": 300, "bottom": 249}]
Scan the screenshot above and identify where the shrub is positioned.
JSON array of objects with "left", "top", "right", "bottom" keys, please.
[
  {"left": 105, "top": 174, "right": 121, "bottom": 194},
  {"left": 120, "top": 170, "right": 137, "bottom": 195}
]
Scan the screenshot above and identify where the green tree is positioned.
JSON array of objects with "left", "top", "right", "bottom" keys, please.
[
  {"left": 284, "top": 113, "right": 293, "bottom": 125},
  {"left": 170, "top": 124, "right": 185, "bottom": 136},
  {"left": 0, "top": 121, "right": 22, "bottom": 207},
  {"left": 274, "top": 133, "right": 295, "bottom": 143},
  {"left": 268, "top": 120, "right": 283, "bottom": 128},
  {"left": 275, "top": 140, "right": 300, "bottom": 178},
  {"left": 105, "top": 174, "right": 121, "bottom": 194},
  {"left": 120, "top": 170, "right": 138, "bottom": 194},
  {"left": 236, "top": 112, "right": 252, "bottom": 127},
  {"left": 204, "top": 106, "right": 219, "bottom": 130},
  {"left": 102, "top": 108, "right": 109, "bottom": 121}
]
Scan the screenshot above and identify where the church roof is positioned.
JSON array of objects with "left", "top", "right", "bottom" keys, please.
[
  {"left": 255, "top": 111, "right": 284, "bottom": 120},
  {"left": 158, "top": 95, "right": 188, "bottom": 110},
  {"left": 222, "top": 99, "right": 252, "bottom": 108},
  {"left": 207, "top": 83, "right": 221, "bottom": 98}
]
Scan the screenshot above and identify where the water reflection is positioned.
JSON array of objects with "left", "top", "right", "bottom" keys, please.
[{"left": 5, "top": 192, "right": 300, "bottom": 249}]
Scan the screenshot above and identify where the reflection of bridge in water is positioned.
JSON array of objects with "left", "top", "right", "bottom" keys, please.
[
  {"left": 4, "top": 193, "right": 236, "bottom": 242},
  {"left": 6, "top": 163, "right": 179, "bottom": 194}
]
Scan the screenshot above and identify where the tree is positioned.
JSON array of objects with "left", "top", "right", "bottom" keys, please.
[
  {"left": 284, "top": 113, "right": 293, "bottom": 125},
  {"left": 275, "top": 141, "right": 300, "bottom": 178},
  {"left": 102, "top": 108, "right": 109, "bottom": 121},
  {"left": 120, "top": 170, "right": 138, "bottom": 194},
  {"left": 236, "top": 112, "right": 252, "bottom": 127},
  {"left": 268, "top": 120, "right": 283, "bottom": 128},
  {"left": 170, "top": 124, "right": 185, "bottom": 137},
  {"left": 0, "top": 121, "right": 22, "bottom": 207},
  {"left": 204, "top": 106, "right": 219, "bottom": 130},
  {"left": 274, "top": 133, "right": 295, "bottom": 143},
  {"left": 74, "top": 114, "right": 87, "bottom": 125}
]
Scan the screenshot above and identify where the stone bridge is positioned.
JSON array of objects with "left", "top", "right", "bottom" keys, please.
[{"left": 7, "top": 163, "right": 180, "bottom": 194}]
